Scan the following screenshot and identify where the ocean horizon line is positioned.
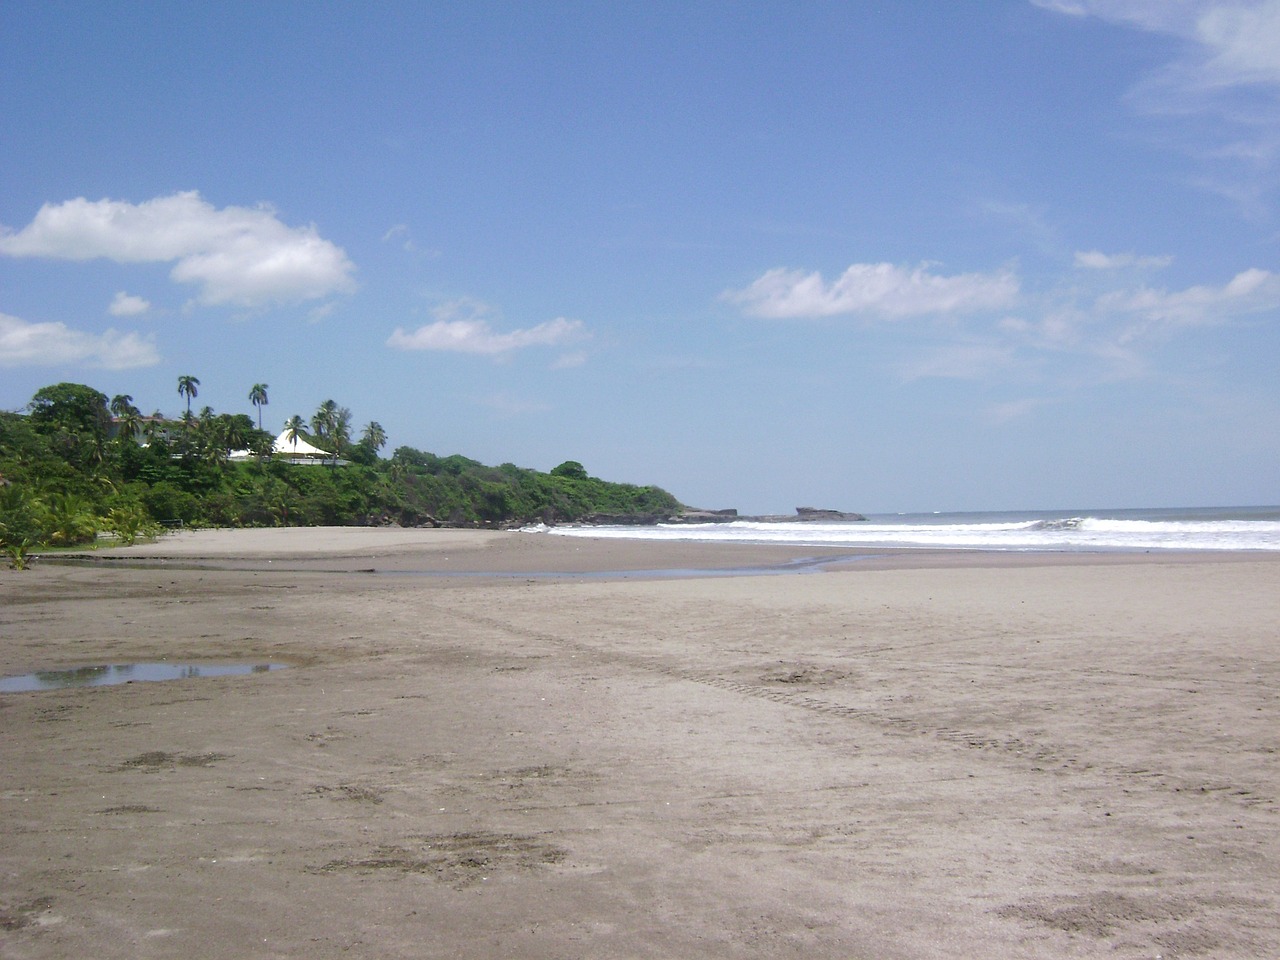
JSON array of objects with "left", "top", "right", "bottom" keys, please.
[{"left": 737, "top": 503, "right": 1280, "bottom": 520}]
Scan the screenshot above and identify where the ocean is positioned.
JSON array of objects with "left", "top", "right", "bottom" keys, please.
[{"left": 531, "top": 505, "right": 1280, "bottom": 552}]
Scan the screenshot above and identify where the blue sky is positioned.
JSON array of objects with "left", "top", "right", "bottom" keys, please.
[{"left": 3, "top": 1, "right": 1278, "bottom": 513}]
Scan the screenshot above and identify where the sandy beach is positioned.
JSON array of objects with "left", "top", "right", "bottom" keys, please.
[{"left": 2, "top": 528, "right": 1277, "bottom": 959}]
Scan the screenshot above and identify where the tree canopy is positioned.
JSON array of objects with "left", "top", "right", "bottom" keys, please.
[{"left": 1, "top": 380, "right": 684, "bottom": 567}]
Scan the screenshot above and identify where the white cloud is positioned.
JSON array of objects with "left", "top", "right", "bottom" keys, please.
[
  {"left": 388, "top": 316, "right": 586, "bottom": 355},
  {"left": 1032, "top": 0, "right": 1280, "bottom": 72},
  {"left": 381, "top": 222, "right": 439, "bottom": 259},
  {"left": 0, "top": 312, "right": 160, "bottom": 369},
  {"left": 108, "top": 290, "right": 151, "bottom": 316},
  {"left": 0, "top": 192, "right": 356, "bottom": 307},
  {"left": 1196, "top": 2, "right": 1280, "bottom": 88},
  {"left": 1097, "top": 266, "right": 1280, "bottom": 335},
  {"left": 1109, "top": 0, "right": 1280, "bottom": 95},
  {"left": 1001, "top": 308, "right": 1085, "bottom": 347},
  {"left": 1074, "top": 249, "right": 1174, "bottom": 269},
  {"left": 551, "top": 350, "right": 588, "bottom": 369},
  {"left": 755, "top": 251, "right": 1279, "bottom": 386},
  {"left": 1030, "top": 0, "right": 1088, "bottom": 15},
  {"left": 725, "top": 262, "right": 1019, "bottom": 320},
  {"left": 989, "top": 267, "right": 1277, "bottom": 379},
  {"left": 1031, "top": 1, "right": 1203, "bottom": 34},
  {"left": 1034, "top": 3, "right": 1280, "bottom": 184},
  {"left": 308, "top": 302, "right": 337, "bottom": 323}
]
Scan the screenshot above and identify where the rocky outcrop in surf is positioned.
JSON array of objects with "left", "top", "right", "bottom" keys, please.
[{"left": 577, "top": 507, "right": 866, "bottom": 526}]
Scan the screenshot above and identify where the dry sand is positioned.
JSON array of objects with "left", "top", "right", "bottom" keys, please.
[{"left": 1, "top": 528, "right": 1277, "bottom": 958}]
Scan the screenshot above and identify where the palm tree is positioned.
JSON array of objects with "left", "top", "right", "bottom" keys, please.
[
  {"left": 221, "top": 415, "right": 249, "bottom": 455},
  {"left": 249, "top": 383, "right": 269, "bottom": 430},
  {"left": 177, "top": 375, "right": 200, "bottom": 415},
  {"left": 110, "top": 394, "right": 142, "bottom": 444},
  {"left": 197, "top": 414, "right": 227, "bottom": 467},
  {"left": 387, "top": 457, "right": 406, "bottom": 484},
  {"left": 331, "top": 407, "right": 352, "bottom": 466},
  {"left": 312, "top": 399, "right": 338, "bottom": 432},
  {"left": 0, "top": 486, "right": 46, "bottom": 569},
  {"left": 361, "top": 421, "right": 387, "bottom": 454},
  {"left": 259, "top": 476, "right": 292, "bottom": 526},
  {"left": 143, "top": 410, "right": 167, "bottom": 445},
  {"left": 311, "top": 399, "right": 338, "bottom": 459},
  {"left": 44, "top": 493, "right": 98, "bottom": 546},
  {"left": 178, "top": 410, "right": 197, "bottom": 456},
  {"left": 283, "top": 415, "right": 305, "bottom": 456},
  {"left": 110, "top": 394, "right": 135, "bottom": 418}
]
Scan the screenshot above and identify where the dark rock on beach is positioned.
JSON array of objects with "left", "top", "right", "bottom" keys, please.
[
  {"left": 793, "top": 507, "right": 868, "bottom": 521},
  {"left": 576, "top": 507, "right": 866, "bottom": 526}
]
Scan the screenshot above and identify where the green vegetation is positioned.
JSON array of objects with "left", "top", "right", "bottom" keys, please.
[{"left": 0, "top": 380, "right": 683, "bottom": 568}]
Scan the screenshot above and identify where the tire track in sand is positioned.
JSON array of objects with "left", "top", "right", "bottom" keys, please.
[{"left": 413, "top": 601, "right": 1277, "bottom": 816}]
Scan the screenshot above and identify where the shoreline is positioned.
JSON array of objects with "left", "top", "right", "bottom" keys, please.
[
  {"left": 34, "top": 525, "right": 1280, "bottom": 575},
  {"left": 3, "top": 528, "right": 1278, "bottom": 958}
]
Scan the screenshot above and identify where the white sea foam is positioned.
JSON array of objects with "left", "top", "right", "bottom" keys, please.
[{"left": 530, "top": 508, "right": 1280, "bottom": 552}]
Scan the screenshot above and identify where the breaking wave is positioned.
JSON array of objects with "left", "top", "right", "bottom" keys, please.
[{"left": 531, "top": 508, "right": 1280, "bottom": 552}]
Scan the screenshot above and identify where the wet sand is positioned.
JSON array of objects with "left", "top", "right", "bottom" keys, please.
[{"left": 2, "top": 528, "right": 1278, "bottom": 958}]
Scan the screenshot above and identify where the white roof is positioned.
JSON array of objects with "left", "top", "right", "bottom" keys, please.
[{"left": 273, "top": 428, "right": 329, "bottom": 458}]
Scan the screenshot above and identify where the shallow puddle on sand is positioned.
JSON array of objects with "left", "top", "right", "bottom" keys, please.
[{"left": 0, "top": 662, "right": 286, "bottom": 692}]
